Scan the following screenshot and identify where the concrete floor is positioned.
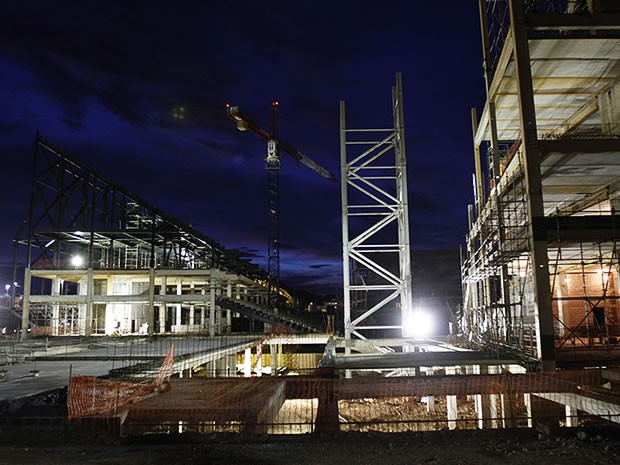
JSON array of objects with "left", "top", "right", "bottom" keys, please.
[{"left": 0, "top": 335, "right": 258, "bottom": 401}]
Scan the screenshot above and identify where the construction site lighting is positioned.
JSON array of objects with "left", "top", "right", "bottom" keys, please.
[
  {"left": 404, "top": 308, "right": 434, "bottom": 338},
  {"left": 70, "top": 255, "right": 84, "bottom": 268}
]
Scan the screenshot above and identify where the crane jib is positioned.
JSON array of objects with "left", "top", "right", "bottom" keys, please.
[{"left": 226, "top": 104, "right": 337, "bottom": 183}]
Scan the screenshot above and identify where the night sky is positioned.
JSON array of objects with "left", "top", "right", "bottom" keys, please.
[{"left": 0, "top": 1, "right": 486, "bottom": 295}]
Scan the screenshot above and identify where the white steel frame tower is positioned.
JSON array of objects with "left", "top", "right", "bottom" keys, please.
[{"left": 340, "top": 73, "right": 413, "bottom": 354}]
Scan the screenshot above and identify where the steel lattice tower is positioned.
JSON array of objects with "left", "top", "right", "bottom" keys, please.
[{"left": 340, "top": 72, "right": 413, "bottom": 354}]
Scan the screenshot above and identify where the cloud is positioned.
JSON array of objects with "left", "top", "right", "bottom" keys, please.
[
  {"left": 309, "top": 264, "right": 331, "bottom": 270},
  {"left": 0, "top": 0, "right": 485, "bottom": 294},
  {"left": 98, "top": 83, "right": 144, "bottom": 124}
]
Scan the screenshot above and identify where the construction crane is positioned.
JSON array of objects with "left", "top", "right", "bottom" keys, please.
[{"left": 226, "top": 102, "right": 337, "bottom": 310}]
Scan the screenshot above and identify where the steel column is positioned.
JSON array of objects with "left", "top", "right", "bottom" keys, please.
[{"left": 508, "top": 0, "right": 556, "bottom": 371}]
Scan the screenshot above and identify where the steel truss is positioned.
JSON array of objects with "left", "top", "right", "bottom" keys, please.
[
  {"left": 12, "top": 134, "right": 278, "bottom": 338},
  {"left": 340, "top": 73, "right": 413, "bottom": 351},
  {"left": 15, "top": 134, "right": 263, "bottom": 278}
]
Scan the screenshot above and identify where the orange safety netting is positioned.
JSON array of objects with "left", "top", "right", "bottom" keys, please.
[
  {"left": 68, "top": 344, "right": 174, "bottom": 419},
  {"left": 255, "top": 322, "right": 296, "bottom": 372},
  {"left": 113, "top": 368, "right": 620, "bottom": 436}
]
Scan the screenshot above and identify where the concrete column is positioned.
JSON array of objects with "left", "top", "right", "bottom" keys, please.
[
  {"left": 447, "top": 395, "right": 458, "bottom": 430},
  {"left": 600, "top": 80, "right": 620, "bottom": 134},
  {"left": 270, "top": 344, "right": 277, "bottom": 376},
  {"left": 524, "top": 393, "right": 533, "bottom": 428},
  {"left": 501, "top": 393, "right": 517, "bottom": 428},
  {"left": 201, "top": 289, "right": 207, "bottom": 331},
  {"left": 529, "top": 394, "right": 565, "bottom": 432},
  {"left": 81, "top": 268, "right": 94, "bottom": 336},
  {"left": 51, "top": 276, "right": 61, "bottom": 336},
  {"left": 556, "top": 271, "right": 569, "bottom": 338},
  {"left": 20, "top": 267, "right": 32, "bottom": 340},
  {"left": 315, "top": 376, "right": 339, "bottom": 433},
  {"left": 476, "top": 365, "right": 498, "bottom": 429},
  {"left": 565, "top": 405, "right": 578, "bottom": 427},
  {"left": 501, "top": 364, "right": 523, "bottom": 428},
  {"left": 229, "top": 354, "right": 237, "bottom": 377},
  {"left": 188, "top": 283, "right": 195, "bottom": 330},
  {"left": 489, "top": 395, "right": 498, "bottom": 428},
  {"left": 217, "top": 356, "right": 227, "bottom": 377},
  {"left": 160, "top": 275, "right": 167, "bottom": 333},
  {"left": 226, "top": 310, "right": 232, "bottom": 334},
  {"left": 76, "top": 276, "right": 86, "bottom": 334},
  {"left": 215, "top": 283, "right": 223, "bottom": 334},
  {"left": 209, "top": 277, "right": 216, "bottom": 337},
  {"left": 420, "top": 367, "right": 434, "bottom": 412},
  {"left": 446, "top": 366, "right": 458, "bottom": 430},
  {"left": 244, "top": 348, "right": 252, "bottom": 377},
  {"left": 147, "top": 269, "right": 155, "bottom": 336},
  {"left": 160, "top": 275, "right": 167, "bottom": 296},
  {"left": 426, "top": 396, "right": 436, "bottom": 414},
  {"left": 256, "top": 345, "right": 263, "bottom": 377},
  {"left": 224, "top": 282, "right": 232, "bottom": 334},
  {"left": 175, "top": 279, "right": 182, "bottom": 329}
]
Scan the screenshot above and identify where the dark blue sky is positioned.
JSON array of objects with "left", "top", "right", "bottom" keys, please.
[{"left": 0, "top": 1, "right": 485, "bottom": 294}]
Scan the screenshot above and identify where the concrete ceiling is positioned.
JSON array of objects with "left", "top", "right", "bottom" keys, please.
[
  {"left": 488, "top": 37, "right": 620, "bottom": 141},
  {"left": 483, "top": 37, "right": 620, "bottom": 217}
]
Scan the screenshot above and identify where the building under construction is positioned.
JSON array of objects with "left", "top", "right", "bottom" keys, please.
[
  {"left": 461, "top": 0, "right": 620, "bottom": 372},
  {"left": 13, "top": 135, "right": 322, "bottom": 338},
  {"left": 1, "top": 0, "right": 620, "bottom": 438}
]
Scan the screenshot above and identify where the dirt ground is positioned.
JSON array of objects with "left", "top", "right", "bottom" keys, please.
[{"left": 0, "top": 426, "right": 618, "bottom": 465}]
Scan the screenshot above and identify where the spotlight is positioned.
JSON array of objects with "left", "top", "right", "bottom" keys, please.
[
  {"left": 71, "top": 255, "right": 84, "bottom": 268},
  {"left": 404, "top": 308, "right": 434, "bottom": 338}
]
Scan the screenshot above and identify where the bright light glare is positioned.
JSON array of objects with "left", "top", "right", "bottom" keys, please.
[
  {"left": 71, "top": 255, "right": 84, "bottom": 267},
  {"left": 404, "top": 309, "right": 434, "bottom": 338}
]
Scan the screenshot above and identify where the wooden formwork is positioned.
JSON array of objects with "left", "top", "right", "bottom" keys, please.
[{"left": 121, "top": 378, "right": 286, "bottom": 435}]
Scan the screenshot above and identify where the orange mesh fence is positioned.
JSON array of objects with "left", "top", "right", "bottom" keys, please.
[
  {"left": 88, "top": 368, "right": 620, "bottom": 435},
  {"left": 153, "top": 343, "right": 175, "bottom": 387},
  {"left": 68, "top": 344, "right": 174, "bottom": 419}
]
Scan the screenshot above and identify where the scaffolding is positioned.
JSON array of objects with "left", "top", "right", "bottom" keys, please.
[{"left": 461, "top": 0, "right": 620, "bottom": 370}]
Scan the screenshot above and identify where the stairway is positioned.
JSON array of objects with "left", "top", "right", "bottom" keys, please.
[{"left": 215, "top": 296, "right": 323, "bottom": 333}]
